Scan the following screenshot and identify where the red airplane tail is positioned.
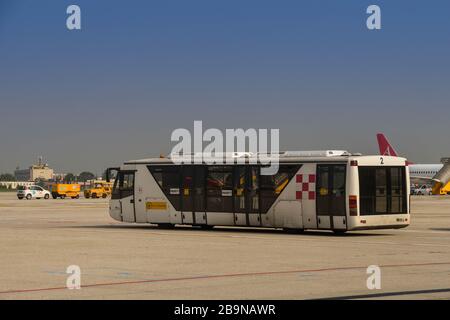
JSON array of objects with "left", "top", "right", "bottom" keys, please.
[
  {"left": 376, "top": 133, "right": 413, "bottom": 165},
  {"left": 376, "top": 133, "right": 399, "bottom": 157}
]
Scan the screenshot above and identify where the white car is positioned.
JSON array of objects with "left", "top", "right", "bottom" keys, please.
[{"left": 17, "top": 185, "right": 51, "bottom": 200}]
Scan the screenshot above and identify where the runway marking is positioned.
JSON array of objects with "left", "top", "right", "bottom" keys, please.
[{"left": 1, "top": 261, "right": 450, "bottom": 296}]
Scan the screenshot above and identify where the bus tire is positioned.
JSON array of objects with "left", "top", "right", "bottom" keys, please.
[
  {"left": 283, "top": 228, "right": 304, "bottom": 234},
  {"left": 158, "top": 223, "right": 175, "bottom": 229},
  {"left": 52, "top": 195, "right": 58, "bottom": 199}
]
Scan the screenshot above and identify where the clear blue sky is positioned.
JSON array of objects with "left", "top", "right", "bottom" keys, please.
[{"left": 0, "top": 0, "right": 449, "bottom": 175}]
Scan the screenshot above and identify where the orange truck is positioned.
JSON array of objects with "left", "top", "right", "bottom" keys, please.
[{"left": 51, "top": 184, "right": 81, "bottom": 199}]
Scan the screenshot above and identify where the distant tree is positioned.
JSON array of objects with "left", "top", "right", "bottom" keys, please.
[
  {"left": 0, "top": 173, "right": 16, "bottom": 181},
  {"left": 78, "top": 171, "right": 96, "bottom": 182},
  {"left": 65, "top": 173, "right": 76, "bottom": 183}
]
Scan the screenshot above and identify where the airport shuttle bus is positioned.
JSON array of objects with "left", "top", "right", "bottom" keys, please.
[{"left": 107, "top": 151, "right": 410, "bottom": 233}]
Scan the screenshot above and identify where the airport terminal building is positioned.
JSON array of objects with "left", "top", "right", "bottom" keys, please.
[{"left": 14, "top": 159, "right": 54, "bottom": 182}]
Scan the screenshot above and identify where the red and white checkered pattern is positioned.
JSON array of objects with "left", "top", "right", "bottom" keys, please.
[{"left": 295, "top": 174, "right": 316, "bottom": 200}]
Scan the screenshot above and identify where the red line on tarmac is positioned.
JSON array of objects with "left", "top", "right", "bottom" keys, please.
[{"left": 1, "top": 261, "right": 450, "bottom": 295}]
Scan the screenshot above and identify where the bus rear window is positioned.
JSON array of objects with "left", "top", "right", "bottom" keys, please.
[{"left": 359, "top": 166, "right": 407, "bottom": 215}]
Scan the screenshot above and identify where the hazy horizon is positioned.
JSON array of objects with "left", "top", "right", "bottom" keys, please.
[{"left": 1, "top": 0, "right": 449, "bottom": 175}]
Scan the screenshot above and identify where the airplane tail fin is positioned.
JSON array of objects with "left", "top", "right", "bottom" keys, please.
[{"left": 376, "top": 133, "right": 399, "bottom": 157}]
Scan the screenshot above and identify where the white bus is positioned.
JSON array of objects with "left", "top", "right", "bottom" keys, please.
[{"left": 106, "top": 151, "right": 410, "bottom": 233}]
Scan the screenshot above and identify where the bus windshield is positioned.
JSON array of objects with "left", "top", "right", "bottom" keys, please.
[{"left": 359, "top": 166, "right": 407, "bottom": 215}]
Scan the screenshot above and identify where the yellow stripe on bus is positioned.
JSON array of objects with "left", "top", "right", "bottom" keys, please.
[{"left": 146, "top": 201, "right": 168, "bottom": 210}]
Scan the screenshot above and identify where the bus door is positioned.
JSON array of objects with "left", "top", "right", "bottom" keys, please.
[
  {"left": 234, "top": 166, "right": 247, "bottom": 225},
  {"left": 316, "top": 165, "right": 347, "bottom": 230},
  {"left": 181, "top": 166, "right": 194, "bottom": 224},
  {"left": 234, "top": 166, "right": 260, "bottom": 226},
  {"left": 247, "top": 167, "right": 261, "bottom": 226},
  {"left": 181, "top": 166, "right": 207, "bottom": 225},
  {"left": 193, "top": 166, "right": 207, "bottom": 224},
  {"left": 112, "top": 170, "right": 136, "bottom": 223}
]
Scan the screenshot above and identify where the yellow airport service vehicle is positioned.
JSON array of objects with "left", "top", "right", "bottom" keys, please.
[
  {"left": 432, "top": 181, "right": 450, "bottom": 195},
  {"left": 84, "top": 181, "right": 113, "bottom": 199},
  {"left": 51, "top": 184, "right": 81, "bottom": 199}
]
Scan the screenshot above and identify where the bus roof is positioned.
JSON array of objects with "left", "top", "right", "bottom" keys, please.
[{"left": 123, "top": 152, "right": 407, "bottom": 166}]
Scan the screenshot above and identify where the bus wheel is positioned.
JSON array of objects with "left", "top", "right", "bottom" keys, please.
[
  {"left": 333, "top": 230, "right": 347, "bottom": 235},
  {"left": 283, "top": 228, "right": 304, "bottom": 234},
  {"left": 158, "top": 223, "right": 175, "bottom": 229},
  {"left": 52, "top": 195, "right": 57, "bottom": 199}
]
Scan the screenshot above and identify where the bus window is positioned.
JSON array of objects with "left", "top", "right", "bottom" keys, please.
[
  {"left": 182, "top": 166, "right": 194, "bottom": 212},
  {"left": 111, "top": 171, "right": 135, "bottom": 199},
  {"left": 260, "top": 165, "right": 299, "bottom": 213},
  {"left": 316, "top": 166, "right": 329, "bottom": 214},
  {"left": 234, "top": 166, "right": 246, "bottom": 213},
  {"left": 194, "top": 166, "right": 206, "bottom": 212},
  {"left": 148, "top": 166, "right": 181, "bottom": 211},
  {"left": 390, "top": 167, "right": 405, "bottom": 213},
  {"left": 359, "top": 166, "right": 407, "bottom": 215},
  {"left": 375, "top": 168, "right": 387, "bottom": 213},
  {"left": 249, "top": 167, "right": 259, "bottom": 213},
  {"left": 331, "top": 165, "right": 346, "bottom": 216},
  {"left": 206, "top": 166, "right": 233, "bottom": 212},
  {"left": 316, "top": 165, "right": 346, "bottom": 216}
]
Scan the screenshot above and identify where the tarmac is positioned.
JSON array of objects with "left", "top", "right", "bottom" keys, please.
[{"left": 0, "top": 192, "right": 449, "bottom": 300}]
